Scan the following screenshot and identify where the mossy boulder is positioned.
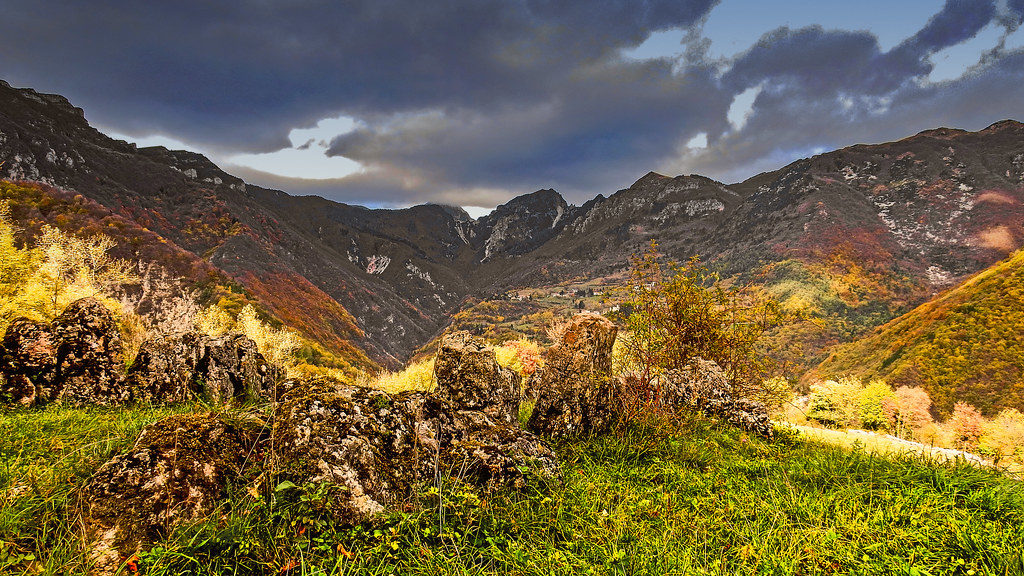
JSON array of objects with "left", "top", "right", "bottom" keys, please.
[
  {"left": 661, "top": 359, "right": 774, "bottom": 438},
  {"left": 272, "top": 381, "right": 423, "bottom": 524},
  {"left": 79, "top": 413, "right": 262, "bottom": 574},
  {"left": 408, "top": 393, "right": 560, "bottom": 487},
  {"left": 0, "top": 297, "right": 126, "bottom": 406},
  {"left": 126, "top": 331, "right": 281, "bottom": 404},
  {"left": 200, "top": 333, "right": 280, "bottom": 403},
  {"left": 528, "top": 313, "right": 618, "bottom": 438},
  {"left": 0, "top": 318, "right": 58, "bottom": 405},
  {"left": 125, "top": 332, "right": 205, "bottom": 403},
  {"left": 433, "top": 331, "right": 521, "bottom": 424}
]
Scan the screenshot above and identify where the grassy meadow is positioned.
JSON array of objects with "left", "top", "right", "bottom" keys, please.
[{"left": 2, "top": 404, "right": 1023, "bottom": 575}]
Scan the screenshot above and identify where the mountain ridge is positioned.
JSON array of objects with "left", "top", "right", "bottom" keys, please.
[{"left": 2, "top": 79, "right": 1023, "bottom": 375}]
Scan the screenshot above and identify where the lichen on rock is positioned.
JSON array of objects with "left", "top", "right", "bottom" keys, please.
[
  {"left": 0, "top": 318, "right": 58, "bottom": 405},
  {"left": 659, "top": 358, "right": 774, "bottom": 438},
  {"left": 0, "top": 297, "right": 127, "bottom": 405},
  {"left": 433, "top": 331, "right": 521, "bottom": 424},
  {"left": 271, "top": 380, "right": 423, "bottom": 525},
  {"left": 78, "top": 413, "right": 262, "bottom": 573},
  {"left": 527, "top": 312, "right": 618, "bottom": 438}
]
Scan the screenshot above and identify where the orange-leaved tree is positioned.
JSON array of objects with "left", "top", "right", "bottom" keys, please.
[{"left": 611, "top": 242, "right": 783, "bottom": 405}]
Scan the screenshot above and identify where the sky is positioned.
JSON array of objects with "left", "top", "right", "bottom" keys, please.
[{"left": 2, "top": 0, "right": 1023, "bottom": 215}]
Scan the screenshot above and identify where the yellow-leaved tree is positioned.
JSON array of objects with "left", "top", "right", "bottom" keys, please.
[
  {"left": 195, "top": 303, "right": 301, "bottom": 372},
  {"left": 0, "top": 201, "right": 137, "bottom": 333}
]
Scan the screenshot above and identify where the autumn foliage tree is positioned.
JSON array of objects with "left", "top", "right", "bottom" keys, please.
[
  {"left": 883, "top": 386, "right": 934, "bottom": 440},
  {"left": 949, "top": 401, "right": 984, "bottom": 451},
  {"left": 612, "top": 243, "right": 783, "bottom": 404},
  {"left": 0, "top": 200, "right": 137, "bottom": 331}
]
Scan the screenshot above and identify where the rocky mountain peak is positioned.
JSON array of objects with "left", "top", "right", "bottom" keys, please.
[{"left": 475, "top": 188, "right": 571, "bottom": 260}]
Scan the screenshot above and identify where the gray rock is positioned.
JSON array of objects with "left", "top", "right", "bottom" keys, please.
[
  {"left": 79, "top": 413, "right": 260, "bottom": 574},
  {"left": 125, "top": 332, "right": 205, "bottom": 403},
  {"left": 433, "top": 330, "right": 521, "bottom": 424},
  {"left": 197, "top": 333, "right": 280, "bottom": 403},
  {"left": 0, "top": 298, "right": 126, "bottom": 405},
  {"left": 528, "top": 313, "right": 618, "bottom": 438},
  {"left": 126, "top": 331, "right": 281, "bottom": 404},
  {"left": 272, "top": 381, "right": 423, "bottom": 525},
  {"left": 0, "top": 318, "right": 58, "bottom": 405},
  {"left": 660, "top": 359, "right": 774, "bottom": 438}
]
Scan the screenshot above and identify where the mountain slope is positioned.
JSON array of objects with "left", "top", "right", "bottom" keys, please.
[
  {"left": 3, "top": 78, "right": 1024, "bottom": 375},
  {"left": 810, "top": 249, "right": 1024, "bottom": 416}
]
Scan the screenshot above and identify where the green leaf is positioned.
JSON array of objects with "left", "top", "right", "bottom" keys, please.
[{"left": 274, "top": 480, "right": 299, "bottom": 492}]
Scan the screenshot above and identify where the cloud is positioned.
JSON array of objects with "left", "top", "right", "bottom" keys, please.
[{"left": 1, "top": 0, "right": 1022, "bottom": 206}]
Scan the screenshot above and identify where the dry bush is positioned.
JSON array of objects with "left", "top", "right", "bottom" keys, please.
[
  {"left": 363, "top": 358, "right": 437, "bottom": 394},
  {"left": 610, "top": 242, "right": 783, "bottom": 407},
  {"left": 979, "top": 408, "right": 1024, "bottom": 464},
  {"left": 494, "top": 339, "right": 544, "bottom": 379}
]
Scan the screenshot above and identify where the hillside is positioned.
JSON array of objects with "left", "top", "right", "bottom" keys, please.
[
  {"left": 3, "top": 79, "right": 1024, "bottom": 376},
  {"left": 810, "top": 249, "right": 1024, "bottom": 417}
]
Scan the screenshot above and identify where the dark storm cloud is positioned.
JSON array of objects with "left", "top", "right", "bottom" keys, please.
[
  {"left": 1, "top": 0, "right": 1022, "bottom": 206},
  {"left": 0, "top": 0, "right": 717, "bottom": 154},
  {"left": 671, "top": 0, "right": 1024, "bottom": 184}
]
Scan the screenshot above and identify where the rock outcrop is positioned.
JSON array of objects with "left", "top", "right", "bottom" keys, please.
[
  {"left": 0, "top": 319, "right": 58, "bottom": 405},
  {"left": 271, "top": 333, "right": 559, "bottom": 525},
  {"left": 1, "top": 298, "right": 281, "bottom": 407},
  {"left": 527, "top": 313, "right": 618, "bottom": 437},
  {"left": 660, "top": 359, "right": 774, "bottom": 438},
  {"left": 197, "top": 333, "right": 280, "bottom": 403},
  {"left": 433, "top": 331, "right": 521, "bottom": 424},
  {"left": 125, "top": 332, "right": 207, "bottom": 403},
  {"left": 79, "top": 413, "right": 261, "bottom": 574},
  {"left": 272, "top": 380, "right": 423, "bottom": 524},
  {"left": 0, "top": 298, "right": 126, "bottom": 405}
]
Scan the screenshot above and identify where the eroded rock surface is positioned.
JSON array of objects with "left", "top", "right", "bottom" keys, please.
[
  {"left": 409, "top": 394, "right": 560, "bottom": 487},
  {"left": 0, "top": 319, "right": 58, "bottom": 405},
  {"left": 125, "top": 332, "right": 206, "bottom": 403},
  {"left": 661, "top": 358, "right": 774, "bottom": 438},
  {"left": 272, "top": 381, "right": 422, "bottom": 524},
  {"left": 271, "top": 338, "right": 560, "bottom": 526},
  {"left": 123, "top": 330, "right": 280, "bottom": 404},
  {"left": 433, "top": 331, "right": 521, "bottom": 423},
  {"left": 0, "top": 298, "right": 126, "bottom": 405},
  {"left": 81, "top": 331, "right": 571, "bottom": 567},
  {"left": 79, "top": 413, "right": 261, "bottom": 574},
  {"left": 1, "top": 297, "right": 280, "bottom": 407},
  {"left": 198, "top": 333, "right": 280, "bottom": 403},
  {"left": 528, "top": 313, "right": 618, "bottom": 437}
]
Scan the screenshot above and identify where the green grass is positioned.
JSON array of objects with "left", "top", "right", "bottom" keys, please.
[
  {"left": 2, "top": 405, "right": 1023, "bottom": 575},
  {"left": 0, "top": 403, "right": 197, "bottom": 573}
]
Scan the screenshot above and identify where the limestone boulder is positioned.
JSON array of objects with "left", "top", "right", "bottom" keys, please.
[
  {"left": 79, "top": 413, "right": 261, "bottom": 573},
  {"left": 528, "top": 313, "right": 618, "bottom": 438},
  {"left": 0, "top": 298, "right": 127, "bottom": 405},
  {"left": 0, "top": 319, "right": 58, "bottom": 405},
  {"left": 199, "top": 333, "right": 280, "bottom": 403},
  {"left": 661, "top": 359, "right": 774, "bottom": 438},
  {"left": 125, "top": 332, "right": 205, "bottom": 403},
  {"left": 404, "top": 393, "right": 561, "bottom": 488},
  {"left": 126, "top": 331, "right": 281, "bottom": 404},
  {"left": 433, "top": 331, "right": 520, "bottom": 424},
  {"left": 271, "top": 382, "right": 423, "bottom": 524}
]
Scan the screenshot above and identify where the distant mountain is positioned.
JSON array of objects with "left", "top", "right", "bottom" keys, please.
[{"left": 2, "top": 79, "right": 1023, "bottom": 374}]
